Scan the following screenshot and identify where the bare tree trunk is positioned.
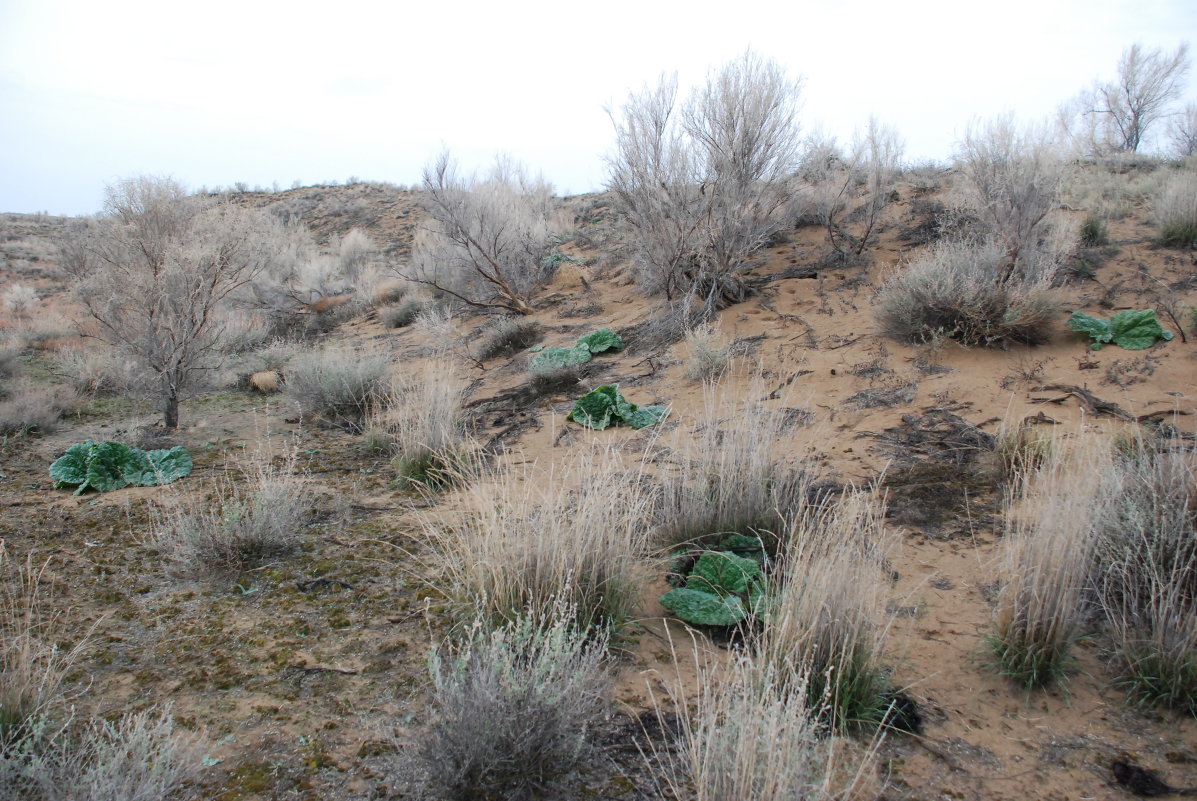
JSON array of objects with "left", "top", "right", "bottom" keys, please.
[{"left": 164, "top": 393, "right": 179, "bottom": 429}]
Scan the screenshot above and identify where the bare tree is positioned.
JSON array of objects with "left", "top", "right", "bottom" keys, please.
[
  {"left": 405, "top": 153, "right": 560, "bottom": 315},
  {"left": 606, "top": 52, "right": 804, "bottom": 313},
  {"left": 1168, "top": 102, "right": 1197, "bottom": 157},
  {"left": 62, "top": 176, "right": 280, "bottom": 428},
  {"left": 814, "top": 117, "right": 904, "bottom": 258},
  {"left": 956, "top": 116, "right": 1065, "bottom": 284},
  {"left": 1062, "top": 43, "right": 1191, "bottom": 155}
]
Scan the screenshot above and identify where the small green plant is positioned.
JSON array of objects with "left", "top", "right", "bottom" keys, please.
[
  {"left": 1079, "top": 214, "right": 1110, "bottom": 246},
  {"left": 659, "top": 546, "right": 767, "bottom": 627},
  {"left": 566, "top": 384, "right": 667, "bottom": 430},
  {"left": 1068, "top": 309, "right": 1174, "bottom": 350},
  {"left": 49, "top": 441, "right": 192, "bottom": 495},
  {"left": 528, "top": 328, "right": 623, "bottom": 373}
]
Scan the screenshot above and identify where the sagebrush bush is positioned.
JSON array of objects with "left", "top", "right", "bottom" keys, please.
[
  {"left": 155, "top": 446, "right": 314, "bottom": 574},
  {"left": 1, "top": 285, "right": 36, "bottom": 316},
  {"left": 51, "top": 346, "right": 139, "bottom": 397},
  {"left": 1092, "top": 442, "right": 1197, "bottom": 713},
  {"left": 284, "top": 346, "right": 389, "bottom": 428},
  {"left": 877, "top": 238, "right": 1058, "bottom": 347},
  {"left": 758, "top": 487, "right": 894, "bottom": 732},
  {"left": 421, "top": 609, "right": 610, "bottom": 801},
  {"left": 990, "top": 436, "right": 1105, "bottom": 689},
  {"left": 1154, "top": 171, "right": 1197, "bottom": 247},
  {"left": 422, "top": 453, "right": 652, "bottom": 634},
  {"left": 0, "top": 342, "right": 22, "bottom": 383},
  {"left": 0, "top": 706, "right": 204, "bottom": 801},
  {"left": 1079, "top": 214, "right": 1110, "bottom": 246},
  {"left": 0, "top": 384, "right": 78, "bottom": 436}
]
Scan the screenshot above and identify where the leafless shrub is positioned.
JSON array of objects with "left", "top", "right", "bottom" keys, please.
[
  {"left": 154, "top": 445, "right": 314, "bottom": 574},
  {"left": 404, "top": 154, "right": 562, "bottom": 315},
  {"left": 420, "top": 608, "right": 610, "bottom": 801},
  {"left": 421, "top": 452, "right": 652, "bottom": 633},
  {"left": 1, "top": 285, "right": 36, "bottom": 316},
  {"left": 955, "top": 116, "right": 1068, "bottom": 282},
  {"left": 1168, "top": 104, "right": 1197, "bottom": 157},
  {"left": 876, "top": 238, "right": 1059, "bottom": 347},
  {"left": 1060, "top": 43, "right": 1191, "bottom": 155},
  {"left": 51, "top": 346, "right": 139, "bottom": 397},
  {"left": 0, "top": 384, "right": 79, "bottom": 436},
  {"left": 815, "top": 117, "right": 905, "bottom": 258},
  {"left": 1, "top": 706, "right": 205, "bottom": 801},
  {"left": 336, "top": 228, "right": 379, "bottom": 283},
  {"left": 61, "top": 176, "right": 285, "bottom": 428},
  {"left": 0, "top": 340, "right": 21, "bottom": 381},
  {"left": 283, "top": 346, "right": 389, "bottom": 429},
  {"left": 606, "top": 51, "right": 804, "bottom": 314}
]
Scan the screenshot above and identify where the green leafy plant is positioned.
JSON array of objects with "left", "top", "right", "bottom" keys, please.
[
  {"left": 660, "top": 550, "right": 766, "bottom": 627},
  {"left": 49, "top": 440, "right": 192, "bottom": 495},
  {"left": 528, "top": 328, "right": 623, "bottom": 373},
  {"left": 566, "top": 385, "right": 667, "bottom": 430},
  {"left": 1068, "top": 309, "right": 1174, "bottom": 350}
]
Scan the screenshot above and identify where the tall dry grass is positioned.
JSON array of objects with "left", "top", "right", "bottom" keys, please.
[
  {"left": 420, "top": 450, "right": 653, "bottom": 635},
  {"left": 990, "top": 434, "right": 1107, "bottom": 689},
  {"left": 757, "top": 486, "right": 896, "bottom": 732}
]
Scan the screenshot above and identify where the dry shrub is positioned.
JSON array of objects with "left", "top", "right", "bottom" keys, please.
[
  {"left": 682, "top": 323, "right": 730, "bottom": 382},
  {"left": 654, "top": 381, "right": 823, "bottom": 555},
  {"left": 1154, "top": 171, "right": 1197, "bottom": 248},
  {"left": 420, "top": 608, "right": 610, "bottom": 801},
  {"left": 1092, "top": 439, "right": 1197, "bottom": 713},
  {"left": 876, "top": 238, "right": 1058, "bottom": 347},
  {"left": 154, "top": 445, "right": 314, "bottom": 575},
  {"left": 475, "top": 317, "right": 542, "bottom": 362},
  {"left": 990, "top": 435, "right": 1107, "bottom": 688},
  {"left": 247, "top": 370, "right": 280, "bottom": 393},
  {"left": 283, "top": 346, "right": 389, "bottom": 429},
  {"left": 51, "top": 346, "right": 139, "bottom": 397},
  {"left": 0, "top": 384, "right": 78, "bottom": 436},
  {"left": 653, "top": 641, "right": 879, "bottom": 801},
  {"left": 366, "top": 361, "right": 471, "bottom": 488},
  {"left": 0, "top": 706, "right": 204, "bottom": 801},
  {"left": 1, "top": 285, "right": 36, "bottom": 316},
  {"left": 0, "top": 341, "right": 22, "bottom": 382},
  {"left": 759, "top": 487, "right": 895, "bottom": 732},
  {"left": 421, "top": 451, "right": 652, "bottom": 634}
]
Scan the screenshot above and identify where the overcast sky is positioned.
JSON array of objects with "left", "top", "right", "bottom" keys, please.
[{"left": 1, "top": 0, "right": 1193, "bottom": 216}]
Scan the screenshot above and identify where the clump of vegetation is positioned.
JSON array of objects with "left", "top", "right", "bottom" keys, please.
[
  {"left": 1092, "top": 441, "right": 1197, "bottom": 714},
  {"left": 154, "top": 446, "right": 314, "bottom": 575},
  {"left": 380, "top": 299, "right": 431, "bottom": 329},
  {"left": 654, "top": 386, "right": 823, "bottom": 555},
  {"left": 877, "top": 238, "right": 1058, "bottom": 347},
  {"left": 283, "top": 346, "right": 389, "bottom": 429},
  {"left": 682, "top": 324, "right": 730, "bottom": 382},
  {"left": 49, "top": 441, "right": 192, "bottom": 495},
  {"left": 660, "top": 543, "right": 767, "bottom": 627},
  {"left": 421, "top": 453, "right": 652, "bottom": 634},
  {"left": 475, "top": 317, "right": 542, "bottom": 362},
  {"left": 1154, "top": 171, "right": 1197, "bottom": 247},
  {"left": 1079, "top": 214, "right": 1110, "bottom": 246},
  {"left": 420, "top": 609, "right": 610, "bottom": 801},
  {"left": 527, "top": 328, "right": 623, "bottom": 374},
  {"left": 989, "top": 437, "right": 1106, "bottom": 689},
  {"left": 995, "top": 425, "right": 1054, "bottom": 486},
  {"left": 566, "top": 384, "right": 667, "bottom": 430},
  {"left": 758, "top": 488, "right": 895, "bottom": 732},
  {"left": 366, "top": 362, "right": 472, "bottom": 489},
  {"left": 1068, "top": 309, "right": 1174, "bottom": 350},
  {"left": 0, "top": 385, "right": 78, "bottom": 437}
]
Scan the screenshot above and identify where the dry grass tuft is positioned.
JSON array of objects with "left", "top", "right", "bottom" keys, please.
[
  {"left": 420, "top": 451, "right": 652, "bottom": 634},
  {"left": 154, "top": 445, "right": 314, "bottom": 575},
  {"left": 283, "top": 345, "right": 389, "bottom": 429},
  {"left": 682, "top": 323, "right": 730, "bottom": 382},
  {"left": 1154, "top": 171, "right": 1197, "bottom": 248},
  {"left": 0, "top": 384, "right": 79, "bottom": 437},
  {"left": 990, "top": 434, "right": 1106, "bottom": 689}
]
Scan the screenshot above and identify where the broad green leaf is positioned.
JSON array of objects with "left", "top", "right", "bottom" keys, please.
[
  {"left": 686, "top": 551, "right": 762, "bottom": 596},
  {"left": 529, "top": 345, "right": 591, "bottom": 372},
  {"left": 84, "top": 441, "right": 140, "bottom": 494},
  {"left": 576, "top": 328, "right": 623, "bottom": 354},
  {"left": 1067, "top": 311, "right": 1113, "bottom": 347},
  {"left": 141, "top": 447, "right": 194, "bottom": 485},
  {"left": 659, "top": 588, "right": 746, "bottom": 626},
  {"left": 50, "top": 441, "right": 95, "bottom": 489},
  {"left": 624, "top": 404, "right": 668, "bottom": 429},
  {"left": 1107, "top": 309, "right": 1173, "bottom": 350},
  {"left": 567, "top": 384, "right": 620, "bottom": 429},
  {"left": 719, "top": 534, "right": 765, "bottom": 553}
]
